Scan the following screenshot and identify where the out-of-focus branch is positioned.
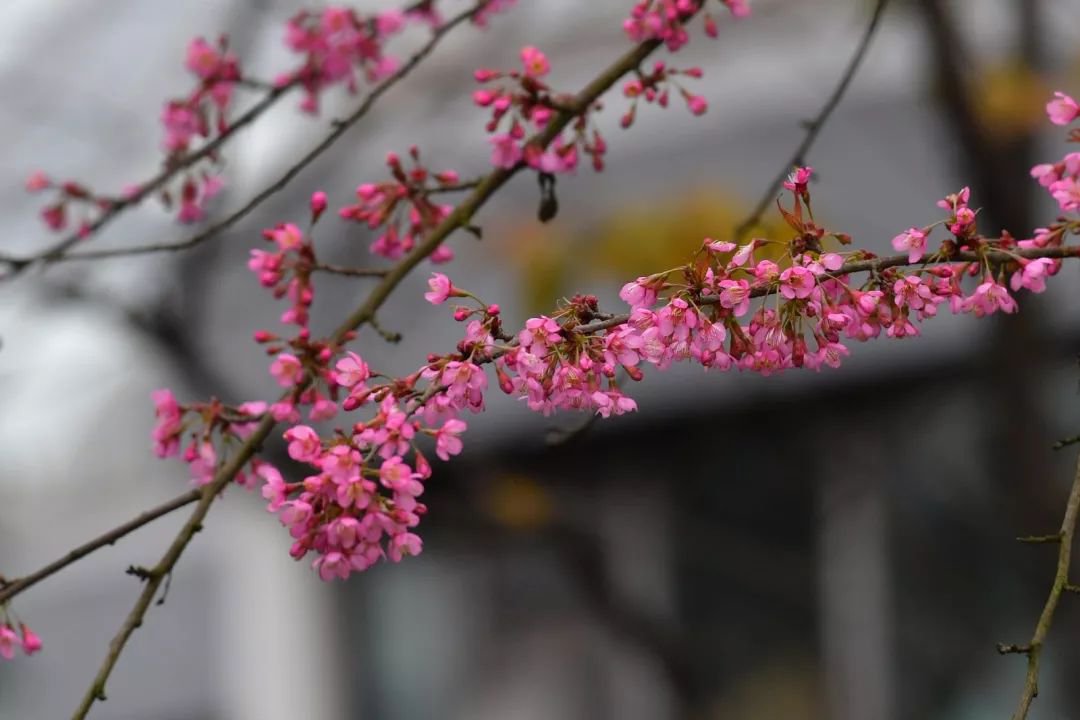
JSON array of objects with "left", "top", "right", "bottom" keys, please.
[
  {"left": 70, "top": 18, "right": 696, "bottom": 717},
  {"left": 998, "top": 450, "right": 1080, "bottom": 720},
  {"left": 0, "top": 490, "right": 201, "bottom": 606},
  {"left": 15, "top": 1, "right": 484, "bottom": 271},
  {"left": 734, "top": 0, "right": 889, "bottom": 240},
  {"left": 0, "top": 79, "right": 299, "bottom": 278}
]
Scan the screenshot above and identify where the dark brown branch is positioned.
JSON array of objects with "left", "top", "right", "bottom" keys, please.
[
  {"left": 0, "top": 489, "right": 200, "bottom": 606},
  {"left": 1004, "top": 450, "right": 1080, "bottom": 720},
  {"left": 734, "top": 0, "right": 889, "bottom": 240}
]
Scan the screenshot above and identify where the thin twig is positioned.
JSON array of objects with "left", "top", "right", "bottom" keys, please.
[
  {"left": 0, "top": 489, "right": 200, "bottom": 606},
  {"left": 733, "top": 0, "right": 889, "bottom": 240},
  {"left": 1004, "top": 450, "right": 1080, "bottom": 720},
  {"left": 71, "top": 12, "right": 687, "bottom": 717},
  {"left": 1053, "top": 433, "right": 1080, "bottom": 451},
  {"left": 46, "top": 3, "right": 483, "bottom": 267},
  {"left": 312, "top": 263, "right": 389, "bottom": 277},
  {"left": 70, "top": 411, "right": 281, "bottom": 720}
]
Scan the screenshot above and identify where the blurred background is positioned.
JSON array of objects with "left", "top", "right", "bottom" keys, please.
[{"left": 2, "top": 0, "right": 1080, "bottom": 718}]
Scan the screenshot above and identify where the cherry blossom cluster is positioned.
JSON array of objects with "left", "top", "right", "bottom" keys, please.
[
  {"left": 261, "top": 309, "right": 502, "bottom": 579},
  {"left": 337, "top": 148, "right": 465, "bottom": 262},
  {"left": 623, "top": 0, "right": 749, "bottom": 51},
  {"left": 475, "top": 45, "right": 608, "bottom": 172},
  {"left": 280, "top": 6, "right": 412, "bottom": 114},
  {"left": 151, "top": 387, "right": 282, "bottom": 490},
  {"left": 23, "top": 173, "right": 117, "bottom": 237},
  {"left": 248, "top": 194, "right": 329, "bottom": 329},
  {"left": 620, "top": 61, "right": 707, "bottom": 128},
  {"left": 1031, "top": 91, "right": 1080, "bottom": 213},
  {"left": 487, "top": 150, "right": 1076, "bottom": 413}
]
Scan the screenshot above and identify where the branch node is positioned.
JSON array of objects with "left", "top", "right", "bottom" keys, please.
[
  {"left": 155, "top": 571, "right": 174, "bottom": 607},
  {"left": 1016, "top": 532, "right": 1063, "bottom": 544},
  {"left": 125, "top": 565, "right": 156, "bottom": 582},
  {"left": 371, "top": 316, "right": 403, "bottom": 344},
  {"left": 997, "top": 643, "right": 1033, "bottom": 655},
  {"left": 1053, "top": 434, "right": 1080, "bottom": 451}
]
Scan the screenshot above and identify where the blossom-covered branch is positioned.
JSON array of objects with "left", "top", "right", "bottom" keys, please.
[
  {"left": 0, "top": 0, "right": 491, "bottom": 278},
  {"left": 996, "top": 447, "right": 1080, "bottom": 720},
  {"left": 64, "top": 5, "right": 725, "bottom": 714}
]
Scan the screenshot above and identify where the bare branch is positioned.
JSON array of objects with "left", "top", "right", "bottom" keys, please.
[
  {"left": 0, "top": 489, "right": 200, "bottom": 606},
  {"left": 1003, "top": 450, "right": 1080, "bottom": 720},
  {"left": 734, "top": 0, "right": 890, "bottom": 240}
]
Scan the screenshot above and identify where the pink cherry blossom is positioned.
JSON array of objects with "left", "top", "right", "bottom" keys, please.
[
  {"left": 270, "top": 353, "right": 304, "bottom": 387},
  {"left": 489, "top": 134, "right": 522, "bottom": 168},
  {"left": 783, "top": 166, "right": 813, "bottom": 194},
  {"left": 25, "top": 171, "right": 50, "bottom": 192},
  {"left": 19, "top": 624, "right": 42, "bottom": 656},
  {"left": 779, "top": 266, "right": 816, "bottom": 300},
  {"left": 1046, "top": 91, "right": 1079, "bottom": 126},
  {"left": 434, "top": 418, "right": 467, "bottom": 460},
  {"left": 0, "top": 625, "right": 17, "bottom": 660},
  {"left": 520, "top": 46, "right": 549, "bottom": 78},
  {"left": 892, "top": 227, "right": 928, "bottom": 263},
  {"left": 284, "top": 425, "right": 321, "bottom": 463},
  {"left": 424, "top": 273, "right": 454, "bottom": 304},
  {"left": 335, "top": 351, "right": 370, "bottom": 388}
]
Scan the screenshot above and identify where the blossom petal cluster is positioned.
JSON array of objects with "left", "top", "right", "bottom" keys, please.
[
  {"left": 474, "top": 46, "right": 607, "bottom": 172},
  {"left": 337, "top": 148, "right": 462, "bottom": 263}
]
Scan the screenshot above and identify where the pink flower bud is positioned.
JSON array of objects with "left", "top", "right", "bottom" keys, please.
[{"left": 310, "top": 191, "right": 327, "bottom": 223}]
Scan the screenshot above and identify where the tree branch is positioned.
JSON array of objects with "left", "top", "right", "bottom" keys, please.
[
  {"left": 0, "top": 489, "right": 200, "bottom": 606},
  {"left": 570, "top": 245, "right": 1080, "bottom": 336},
  {"left": 734, "top": 0, "right": 889, "bottom": 240},
  {"left": 1002, "top": 449, "right": 1080, "bottom": 720}
]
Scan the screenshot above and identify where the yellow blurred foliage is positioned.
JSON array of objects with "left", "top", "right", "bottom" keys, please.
[
  {"left": 971, "top": 61, "right": 1051, "bottom": 139},
  {"left": 485, "top": 473, "right": 554, "bottom": 530},
  {"left": 495, "top": 187, "right": 787, "bottom": 313}
]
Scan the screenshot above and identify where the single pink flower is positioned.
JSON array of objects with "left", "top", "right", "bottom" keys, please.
[
  {"left": 0, "top": 625, "right": 17, "bottom": 660},
  {"left": 388, "top": 532, "right": 423, "bottom": 562},
  {"left": 520, "top": 46, "right": 550, "bottom": 78},
  {"left": 284, "top": 425, "right": 321, "bottom": 463},
  {"left": 334, "top": 351, "right": 370, "bottom": 388},
  {"left": 892, "top": 227, "right": 928, "bottom": 263},
  {"left": 489, "top": 134, "right": 522, "bottom": 168},
  {"left": 779, "top": 266, "right": 816, "bottom": 300},
  {"left": 25, "top": 171, "right": 50, "bottom": 192},
  {"left": 435, "top": 418, "right": 467, "bottom": 461},
  {"left": 1046, "top": 91, "right": 1079, "bottom": 126},
  {"left": 424, "top": 273, "right": 454, "bottom": 305},
  {"left": 782, "top": 166, "right": 813, "bottom": 194},
  {"left": 270, "top": 353, "right": 304, "bottom": 387}
]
